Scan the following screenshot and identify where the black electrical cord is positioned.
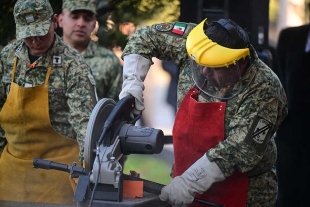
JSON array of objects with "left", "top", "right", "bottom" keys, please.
[
  {"left": 194, "top": 198, "right": 225, "bottom": 207},
  {"left": 88, "top": 153, "right": 101, "bottom": 207}
]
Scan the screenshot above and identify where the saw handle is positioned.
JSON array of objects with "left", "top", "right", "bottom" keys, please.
[
  {"left": 33, "top": 158, "right": 69, "bottom": 172},
  {"left": 33, "top": 158, "right": 86, "bottom": 178}
]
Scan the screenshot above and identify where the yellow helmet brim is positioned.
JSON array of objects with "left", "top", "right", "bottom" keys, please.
[{"left": 186, "top": 18, "right": 250, "bottom": 68}]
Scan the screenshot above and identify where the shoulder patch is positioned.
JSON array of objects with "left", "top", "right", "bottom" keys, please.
[
  {"left": 153, "top": 22, "right": 193, "bottom": 38},
  {"left": 244, "top": 116, "right": 274, "bottom": 152},
  {"left": 155, "top": 23, "right": 174, "bottom": 32},
  {"left": 171, "top": 22, "right": 187, "bottom": 35}
]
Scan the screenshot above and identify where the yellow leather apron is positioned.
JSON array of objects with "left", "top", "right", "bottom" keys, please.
[{"left": 0, "top": 57, "right": 79, "bottom": 204}]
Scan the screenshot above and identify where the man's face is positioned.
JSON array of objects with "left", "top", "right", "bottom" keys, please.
[
  {"left": 202, "top": 64, "right": 241, "bottom": 88},
  {"left": 201, "top": 58, "right": 248, "bottom": 88},
  {"left": 23, "top": 16, "right": 57, "bottom": 56},
  {"left": 58, "top": 9, "right": 96, "bottom": 46}
]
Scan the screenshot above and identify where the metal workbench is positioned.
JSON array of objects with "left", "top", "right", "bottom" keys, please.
[{"left": 0, "top": 192, "right": 170, "bottom": 207}]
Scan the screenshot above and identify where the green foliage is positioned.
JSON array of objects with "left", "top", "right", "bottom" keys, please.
[
  {"left": 99, "top": 0, "right": 176, "bottom": 25},
  {"left": 96, "top": 0, "right": 180, "bottom": 49},
  {"left": 97, "top": 24, "right": 129, "bottom": 51},
  {"left": 0, "top": 0, "right": 16, "bottom": 46},
  {"left": 0, "top": 0, "right": 62, "bottom": 46},
  {"left": 124, "top": 154, "right": 173, "bottom": 185}
]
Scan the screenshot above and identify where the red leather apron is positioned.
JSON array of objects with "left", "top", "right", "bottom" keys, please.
[{"left": 173, "top": 88, "right": 248, "bottom": 207}]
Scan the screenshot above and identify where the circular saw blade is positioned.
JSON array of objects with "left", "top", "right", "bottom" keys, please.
[{"left": 84, "top": 98, "right": 116, "bottom": 173}]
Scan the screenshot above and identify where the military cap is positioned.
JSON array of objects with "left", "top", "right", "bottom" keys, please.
[
  {"left": 14, "top": 0, "right": 54, "bottom": 40},
  {"left": 62, "top": 0, "right": 98, "bottom": 14}
]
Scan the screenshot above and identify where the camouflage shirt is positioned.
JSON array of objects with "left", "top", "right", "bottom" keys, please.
[
  {"left": 122, "top": 22, "right": 288, "bottom": 206},
  {"left": 82, "top": 40, "right": 122, "bottom": 101},
  {"left": 0, "top": 34, "right": 97, "bottom": 161}
]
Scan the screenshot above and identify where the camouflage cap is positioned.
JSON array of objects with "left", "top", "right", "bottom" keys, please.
[
  {"left": 62, "top": 0, "right": 98, "bottom": 14},
  {"left": 14, "top": 0, "right": 53, "bottom": 40}
]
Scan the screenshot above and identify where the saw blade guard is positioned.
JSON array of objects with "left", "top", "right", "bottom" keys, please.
[{"left": 84, "top": 98, "right": 116, "bottom": 174}]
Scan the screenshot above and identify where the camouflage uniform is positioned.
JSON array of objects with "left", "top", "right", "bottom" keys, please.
[
  {"left": 82, "top": 40, "right": 122, "bottom": 100},
  {"left": 0, "top": 34, "right": 97, "bottom": 161},
  {"left": 122, "top": 22, "right": 288, "bottom": 207},
  {"left": 62, "top": 0, "right": 123, "bottom": 100}
]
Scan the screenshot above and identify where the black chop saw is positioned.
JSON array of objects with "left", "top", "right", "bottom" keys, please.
[{"left": 33, "top": 96, "right": 224, "bottom": 207}]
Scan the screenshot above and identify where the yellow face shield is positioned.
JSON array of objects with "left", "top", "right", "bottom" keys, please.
[
  {"left": 186, "top": 18, "right": 250, "bottom": 68},
  {"left": 186, "top": 18, "right": 249, "bottom": 100}
]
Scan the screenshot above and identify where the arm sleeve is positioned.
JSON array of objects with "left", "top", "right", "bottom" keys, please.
[
  {"left": 207, "top": 83, "right": 285, "bottom": 177},
  {"left": 122, "top": 24, "right": 188, "bottom": 66},
  {"left": 119, "top": 24, "right": 189, "bottom": 112},
  {"left": 66, "top": 63, "right": 97, "bottom": 161}
]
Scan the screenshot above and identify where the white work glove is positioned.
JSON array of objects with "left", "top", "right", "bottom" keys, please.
[
  {"left": 159, "top": 154, "right": 225, "bottom": 207},
  {"left": 119, "top": 54, "right": 152, "bottom": 115}
]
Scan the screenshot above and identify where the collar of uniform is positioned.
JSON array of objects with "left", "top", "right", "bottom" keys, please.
[
  {"left": 241, "top": 58, "right": 258, "bottom": 91},
  {"left": 235, "top": 44, "right": 259, "bottom": 92},
  {"left": 81, "top": 40, "right": 97, "bottom": 58},
  {"left": 239, "top": 46, "right": 260, "bottom": 93},
  {"left": 249, "top": 45, "right": 259, "bottom": 61},
  {"left": 14, "top": 40, "right": 25, "bottom": 59}
]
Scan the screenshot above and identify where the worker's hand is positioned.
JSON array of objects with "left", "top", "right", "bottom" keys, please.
[
  {"left": 159, "top": 154, "right": 225, "bottom": 207},
  {"left": 119, "top": 54, "right": 152, "bottom": 115}
]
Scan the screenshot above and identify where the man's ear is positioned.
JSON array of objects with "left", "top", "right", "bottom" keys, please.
[
  {"left": 50, "top": 14, "right": 58, "bottom": 30},
  {"left": 58, "top": 13, "right": 64, "bottom": 28}
]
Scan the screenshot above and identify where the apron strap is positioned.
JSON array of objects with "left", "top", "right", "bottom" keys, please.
[
  {"left": 12, "top": 57, "right": 18, "bottom": 82},
  {"left": 44, "top": 67, "right": 52, "bottom": 86}
]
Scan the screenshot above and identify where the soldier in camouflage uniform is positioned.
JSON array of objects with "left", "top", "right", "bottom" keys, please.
[
  {"left": 119, "top": 19, "right": 288, "bottom": 207},
  {"left": 0, "top": 0, "right": 96, "bottom": 204},
  {"left": 58, "top": 0, "right": 122, "bottom": 101}
]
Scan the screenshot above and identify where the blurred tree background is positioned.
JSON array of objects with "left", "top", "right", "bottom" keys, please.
[
  {"left": 0, "top": 0, "right": 180, "bottom": 49},
  {"left": 0, "top": 0, "right": 18, "bottom": 46},
  {"left": 96, "top": 0, "right": 179, "bottom": 49}
]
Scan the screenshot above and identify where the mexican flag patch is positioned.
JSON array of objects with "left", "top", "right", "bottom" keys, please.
[{"left": 172, "top": 22, "right": 187, "bottom": 35}]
